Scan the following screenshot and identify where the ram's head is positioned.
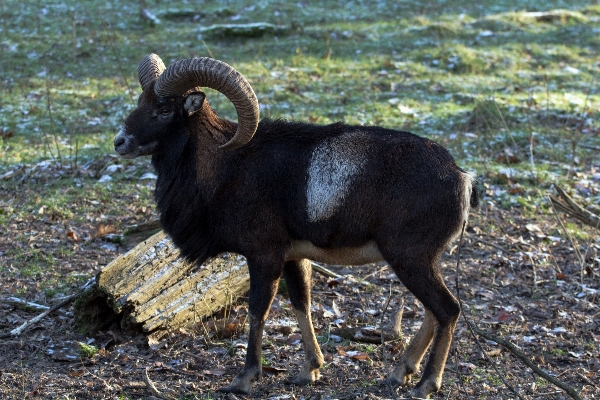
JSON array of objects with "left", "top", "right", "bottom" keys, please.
[{"left": 114, "top": 54, "right": 259, "bottom": 158}]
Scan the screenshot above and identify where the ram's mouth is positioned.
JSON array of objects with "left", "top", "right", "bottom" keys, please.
[
  {"left": 114, "top": 139, "right": 137, "bottom": 158},
  {"left": 115, "top": 149, "right": 138, "bottom": 159},
  {"left": 115, "top": 140, "right": 160, "bottom": 159}
]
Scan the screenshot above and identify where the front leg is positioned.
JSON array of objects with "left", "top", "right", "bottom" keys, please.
[
  {"left": 283, "top": 259, "right": 323, "bottom": 385},
  {"left": 219, "top": 260, "right": 281, "bottom": 395}
]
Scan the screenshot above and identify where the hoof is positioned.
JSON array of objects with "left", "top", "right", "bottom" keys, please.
[
  {"left": 408, "top": 380, "right": 439, "bottom": 399},
  {"left": 290, "top": 365, "right": 320, "bottom": 387}
]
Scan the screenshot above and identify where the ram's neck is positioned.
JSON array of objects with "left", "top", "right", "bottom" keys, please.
[
  {"left": 191, "top": 101, "right": 237, "bottom": 148},
  {"left": 150, "top": 104, "right": 235, "bottom": 262}
]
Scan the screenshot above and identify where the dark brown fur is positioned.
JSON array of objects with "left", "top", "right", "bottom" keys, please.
[{"left": 115, "top": 84, "right": 478, "bottom": 398}]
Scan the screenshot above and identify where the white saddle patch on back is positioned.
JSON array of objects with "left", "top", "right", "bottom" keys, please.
[{"left": 306, "top": 133, "right": 368, "bottom": 222}]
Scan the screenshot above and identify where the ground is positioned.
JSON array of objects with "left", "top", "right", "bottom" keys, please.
[
  {"left": 0, "top": 163, "right": 598, "bottom": 399},
  {"left": 1, "top": 0, "right": 599, "bottom": 398}
]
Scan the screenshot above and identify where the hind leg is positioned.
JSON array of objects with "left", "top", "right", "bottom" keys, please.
[
  {"left": 385, "top": 252, "right": 460, "bottom": 398},
  {"left": 387, "top": 309, "right": 435, "bottom": 387},
  {"left": 283, "top": 259, "right": 323, "bottom": 385}
]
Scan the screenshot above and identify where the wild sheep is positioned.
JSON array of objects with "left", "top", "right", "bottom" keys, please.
[{"left": 114, "top": 54, "right": 479, "bottom": 398}]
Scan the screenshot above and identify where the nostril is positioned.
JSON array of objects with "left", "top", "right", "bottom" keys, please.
[{"left": 114, "top": 137, "right": 125, "bottom": 148}]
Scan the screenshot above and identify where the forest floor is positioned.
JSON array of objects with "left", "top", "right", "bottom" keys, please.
[
  {"left": 0, "top": 161, "right": 598, "bottom": 399},
  {"left": 1, "top": 0, "right": 599, "bottom": 398}
]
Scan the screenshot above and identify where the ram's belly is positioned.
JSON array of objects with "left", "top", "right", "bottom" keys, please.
[{"left": 286, "top": 240, "right": 384, "bottom": 265}]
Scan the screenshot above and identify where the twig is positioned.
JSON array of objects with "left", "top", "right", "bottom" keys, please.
[
  {"left": 469, "top": 326, "right": 582, "bottom": 400},
  {"left": 454, "top": 222, "right": 526, "bottom": 400},
  {"left": 102, "top": 20, "right": 135, "bottom": 105},
  {"left": 576, "top": 371, "right": 597, "bottom": 388},
  {"left": 43, "top": 54, "right": 62, "bottom": 164},
  {"left": 473, "top": 238, "right": 510, "bottom": 254},
  {"left": 0, "top": 278, "right": 95, "bottom": 338},
  {"left": 310, "top": 262, "right": 342, "bottom": 279},
  {"left": 80, "top": 358, "right": 115, "bottom": 391},
  {"left": 143, "top": 367, "right": 177, "bottom": 400},
  {"left": 548, "top": 194, "right": 586, "bottom": 284},
  {"left": 456, "top": 222, "right": 583, "bottom": 400},
  {"left": 549, "top": 185, "right": 600, "bottom": 229},
  {"left": 202, "top": 40, "right": 215, "bottom": 59},
  {"left": 3, "top": 297, "right": 50, "bottom": 311},
  {"left": 310, "top": 262, "right": 381, "bottom": 290}
]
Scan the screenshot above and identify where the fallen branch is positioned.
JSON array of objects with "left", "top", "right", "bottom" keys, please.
[
  {"left": 331, "top": 309, "right": 407, "bottom": 344},
  {"left": 454, "top": 223, "right": 525, "bottom": 400},
  {"left": 470, "top": 326, "right": 582, "bottom": 400},
  {"left": 144, "top": 368, "right": 176, "bottom": 400},
  {"left": 310, "top": 262, "right": 342, "bottom": 279},
  {"left": 580, "top": 144, "right": 600, "bottom": 152},
  {"left": 455, "top": 223, "right": 582, "bottom": 400},
  {"left": 3, "top": 297, "right": 50, "bottom": 311},
  {"left": 123, "top": 219, "right": 162, "bottom": 236},
  {"left": 549, "top": 185, "right": 600, "bottom": 229},
  {"left": 0, "top": 278, "right": 95, "bottom": 338},
  {"left": 139, "top": 0, "right": 161, "bottom": 25}
]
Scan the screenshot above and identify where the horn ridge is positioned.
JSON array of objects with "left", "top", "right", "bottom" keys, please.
[
  {"left": 138, "top": 53, "right": 166, "bottom": 91},
  {"left": 154, "top": 57, "right": 259, "bottom": 150}
]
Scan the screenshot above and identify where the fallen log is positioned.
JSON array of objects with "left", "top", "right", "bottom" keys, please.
[
  {"left": 74, "top": 230, "right": 250, "bottom": 337},
  {"left": 549, "top": 185, "right": 600, "bottom": 229}
]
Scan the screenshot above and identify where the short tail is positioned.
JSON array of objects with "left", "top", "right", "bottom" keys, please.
[{"left": 470, "top": 182, "right": 480, "bottom": 208}]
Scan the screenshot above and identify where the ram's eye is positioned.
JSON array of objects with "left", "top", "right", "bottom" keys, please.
[{"left": 160, "top": 108, "right": 172, "bottom": 116}]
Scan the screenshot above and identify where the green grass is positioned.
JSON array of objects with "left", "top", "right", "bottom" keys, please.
[{"left": 1, "top": 0, "right": 599, "bottom": 274}]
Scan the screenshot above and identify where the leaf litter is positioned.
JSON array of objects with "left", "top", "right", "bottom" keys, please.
[{"left": 1, "top": 190, "right": 598, "bottom": 398}]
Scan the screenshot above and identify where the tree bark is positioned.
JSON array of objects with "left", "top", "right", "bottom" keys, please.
[{"left": 74, "top": 230, "right": 250, "bottom": 337}]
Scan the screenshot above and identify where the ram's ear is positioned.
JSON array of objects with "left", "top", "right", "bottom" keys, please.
[{"left": 183, "top": 91, "right": 206, "bottom": 117}]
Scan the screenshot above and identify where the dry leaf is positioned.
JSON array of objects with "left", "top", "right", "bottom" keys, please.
[
  {"left": 205, "top": 318, "right": 245, "bottom": 339},
  {"left": 327, "top": 276, "right": 345, "bottom": 288},
  {"left": 68, "top": 369, "right": 86, "bottom": 377},
  {"left": 66, "top": 231, "right": 79, "bottom": 241},
  {"left": 347, "top": 350, "right": 369, "bottom": 361},
  {"left": 286, "top": 333, "right": 302, "bottom": 345},
  {"left": 496, "top": 310, "right": 516, "bottom": 323},
  {"left": 90, "top": 223, "right": 116, "bottom": 239}
]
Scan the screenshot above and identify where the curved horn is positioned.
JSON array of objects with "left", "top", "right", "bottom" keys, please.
[
  {"left": 154, "top": 57, "right": 259, "bottom": 150},
  {"left": 138, "top": 54, "right": 166, "bottom": 91}
]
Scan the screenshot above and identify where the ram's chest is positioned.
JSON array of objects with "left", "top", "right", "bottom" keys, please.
[{"left": 305, "top": 134, "right": 369, "bottom": 222}]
